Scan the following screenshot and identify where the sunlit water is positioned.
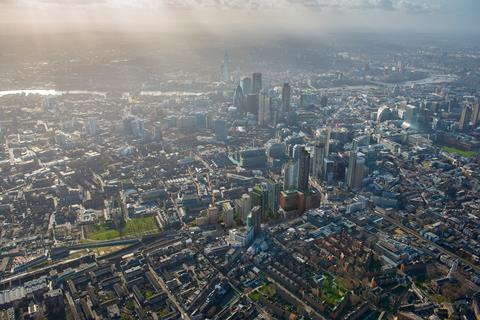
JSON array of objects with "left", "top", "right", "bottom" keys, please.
[
  {"left": 0, "top": 89, "right": 208, "bottom": 98},
  {"left": 0, "top": 74, "right": 457, "bottom": 98}
]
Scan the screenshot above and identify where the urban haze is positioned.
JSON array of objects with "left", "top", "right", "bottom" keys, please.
[{"left": 0, "top": 1, "right": 480, "bottom": 320}]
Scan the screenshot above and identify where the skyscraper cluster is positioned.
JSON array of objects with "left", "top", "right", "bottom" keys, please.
[
  {"left": 234, "top": 72, "right": 267, "bottom": 123},
  {"left": 232, "top": 74, "right": 294, "bottom": 128}
]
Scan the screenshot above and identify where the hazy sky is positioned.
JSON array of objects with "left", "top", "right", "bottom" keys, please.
[{"left": 0, "top": 0, "right": 479, "bottom": 35}]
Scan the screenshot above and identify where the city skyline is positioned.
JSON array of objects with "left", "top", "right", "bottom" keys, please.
[{"left": 0, "top": 0, "right": 479, "bottom": 319}]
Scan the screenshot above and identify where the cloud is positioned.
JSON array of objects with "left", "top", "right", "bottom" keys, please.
[
  {"left": 1, "top": 0, "right": 478, "bottom": 36},
  {"left": 0, "top": 0, "right": 435, "bottom": 13},
  {"left": 305, "top": 0, "right": 432, "bottom": 13},
  {"left": 396, "top": 0, "right": 430, "bottom": 13}
]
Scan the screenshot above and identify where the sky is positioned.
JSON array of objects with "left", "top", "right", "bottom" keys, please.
[{"left": 0, "top": 0, "right": 478, "bottom": 35}]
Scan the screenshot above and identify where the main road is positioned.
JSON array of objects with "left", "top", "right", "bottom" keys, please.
[
  {"left": 193, "top": 245, "right": 272, "bottom": 319},
  {"left": 148, "top": 265, "right": 192, "bottom": 320}
]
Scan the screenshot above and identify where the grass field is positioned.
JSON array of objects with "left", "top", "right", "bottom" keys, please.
[
  {"left": 320, "top": 276, "right": 348, "bottom": 306},
  {"left": 249, "top": 283, "right": 276, "bottom": 302},
  {"left": 87, "top": 216, "right": 158, "bottom": 241},
  {"left": 87, "top": 224, "right": 121, "bottom": 241},
  {"left": 249, "top": 291, "right": 261, "bottom": 302},
  {"left": 123, "top": 216, "right": 158, "bottom": 237},
  {"left": 441, "top": 146, "right": 477, "bottom": 158}
]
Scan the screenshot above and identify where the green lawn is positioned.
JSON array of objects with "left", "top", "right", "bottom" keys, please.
[
  {"left": 87, "top": 224, "right": 121, "bottom": 241},
  {"left": 158, "top": 308, "right": 170, "bottom": 318},
  {"left": 441, "top": 146, "right": 477, "bottom": 158},
  {"left": 143, "top": 289, "right": 155, "bottom": 299},
  {"left": 259, "top": 283, "right": 277, "bottom": 297},
  {"left": 123, "top": 216, "right": 158, "bottom": 237},
  {"left": 249, "top": 291, "right": 261, "bottom": 302},
  {"left": 87, "top": 216, "right": 158, "bottom": 241},
  {"left": 319, "top": 276, "right": 348, "bottom": 306},
  {"left": 249, "top": 283, "right": 276, "bottom": 302}
]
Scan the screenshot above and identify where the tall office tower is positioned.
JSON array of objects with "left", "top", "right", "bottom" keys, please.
[
  {"left": 252, "top": 73, "right": 262, "bottom": 94},
  {"left": 281, "top": 82, "right": 291, "bottom": 113},
  {"left": 246, "top": 94, "right": 259, "bottom": 115},
  {"left": 311, "top": 127, "right": 331, "bottom": 178},
  {"left": 323, "top": 158, "right": 335, "bottom": 183},
  {"left": 324, "top": 154, "right": 346, "bottom": 184},
  {"left": 214, "top": 119, "right": 228, "bottom": 141},
  {"left": 233, "top": 85, "right": 244, "bottom": 112},
  {"left": 324, "top": 127, "right": 331, "bottom": 155},
  {"left": 459, "top": 103, "right": 473, "bottom": 131},
  {"left": 404, "top": 105, "right": 418, "bottom": 124},
  {"left": 258, "top": 90, "right": 270, "bottom": 126},
  {"left": 236, "top": 194, "right": 252, "bottom": 223},
  {"left": 353, "top": 157, "right": 366, "bottom": 188},
  {"left": 296, "top": 146, "right": 311, "bottom": 192},
  {"left": 311, "top": 143, "right": 326, "bottom": 179},
  {"left": 222, "top": 49, "right": 230, "bottom": 82},
  {"left": 270, "top": 98, "right": 281, "bottom": 125},
  {"left": 266, "top": 180, "right": 281, "bottom": 214},
  {"left": 347, "top": 155, "right": 365, "bottom": 189},
  {"left": 283, "top": 161, "right": 298, "bottom": 190},
  {"left": 250, "top": 184, "right": 268, "bottom": 220},
  {"left": 222, "top": 202, "right": 234, "bottom": 228},
  {"left": 346, "top": 139, "right": 358, "bottom": 188},
  {"left": 467, "top": 96, "right": 480, "bottom": 129},
  {"left": 346, "top": 138, "right": 366, "bottom": 189},
  {"left": 250, "top": 206, "right": 262, "bottom": 237},
  {"left": 85, "top": 117, "right": 97, "bottom": 136},
  {"left": 240, "top": 77, "right": 252, "bottom": 96}
]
